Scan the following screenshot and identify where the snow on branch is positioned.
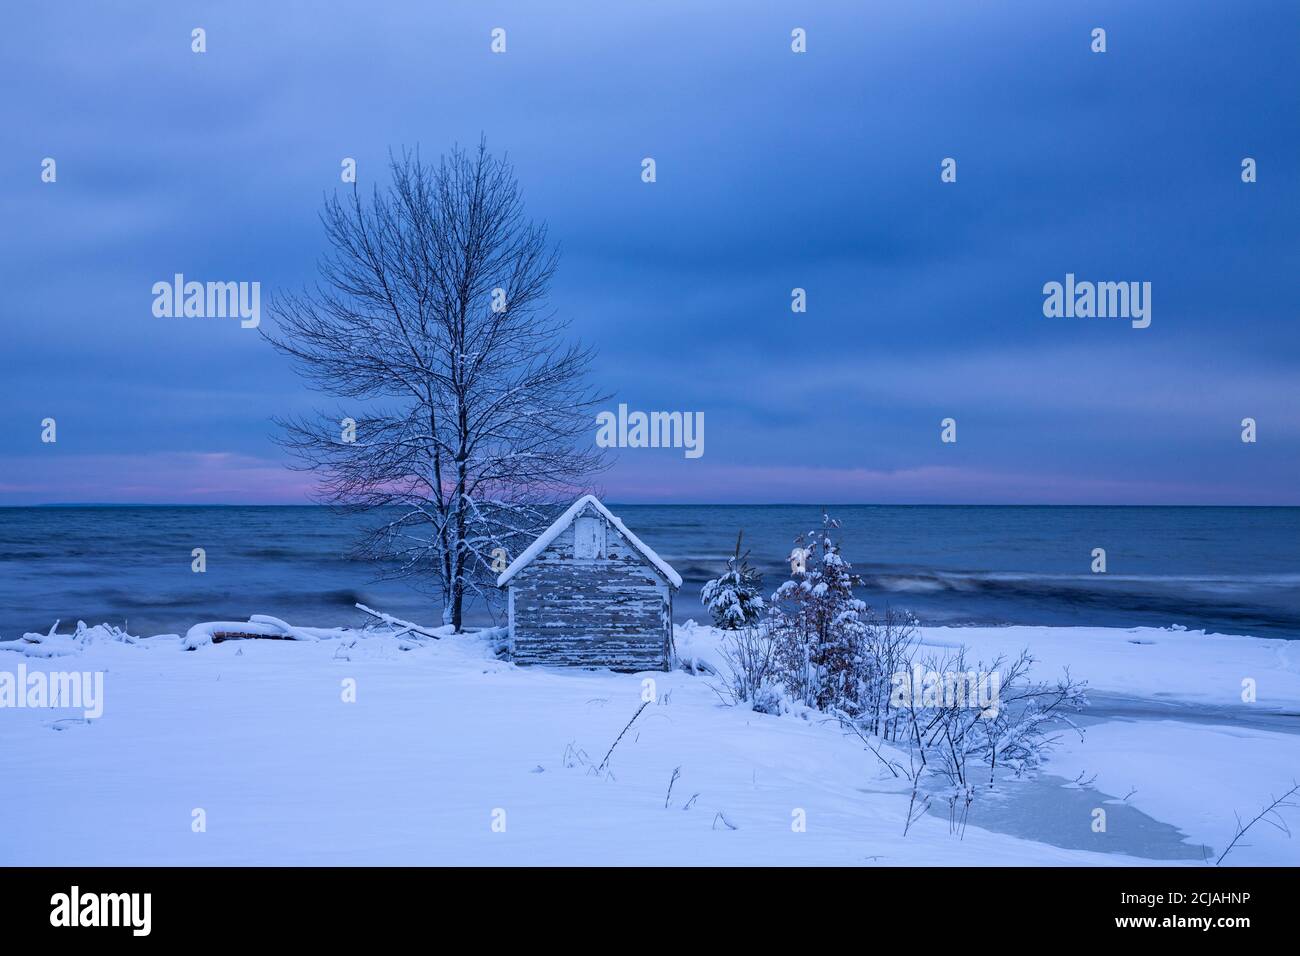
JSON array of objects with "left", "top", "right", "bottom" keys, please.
[{"left": 354, "top": 603, "right": 445, "bottom": 639}]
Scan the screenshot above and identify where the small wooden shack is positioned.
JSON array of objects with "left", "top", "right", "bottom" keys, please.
[{"left": 496, "top": 495, "right": 682, "bottom": 671}]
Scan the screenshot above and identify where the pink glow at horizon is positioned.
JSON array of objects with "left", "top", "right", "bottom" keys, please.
[
  {"left": 0, "top": 451, "right": 1291, "bottom": 506},
  {"left": 0, "top": 453, "right": 320, "bottom": 505},
  {"left": 594, "top": 461, "right": 1288, "bottom": 506}
]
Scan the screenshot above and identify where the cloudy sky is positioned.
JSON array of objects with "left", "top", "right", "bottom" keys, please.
[{"left": 2, "top": 0, "right": 1297, "bottom": 505}]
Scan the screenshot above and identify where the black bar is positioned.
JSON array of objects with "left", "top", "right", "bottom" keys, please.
[{"left": 0, "top": 866, "right": 1285, "bottom": 941}]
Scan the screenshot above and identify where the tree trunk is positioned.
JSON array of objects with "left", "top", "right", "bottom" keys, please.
[{"left": 451, "top": 454, "right": 468, "bottom": 632}]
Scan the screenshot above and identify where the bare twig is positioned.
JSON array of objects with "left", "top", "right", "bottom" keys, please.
[
  {"left": 1216, "top": 781, "right": 1300, "bottom": 865},
  {"left": 831, "top": 709, "right": 901, "bottom": 779},
  {"left": 665, "top": 767, "right": 681, "bottom": 808},
  {"left": 597, "top": 701, "right": 649, "bottom": 774}
]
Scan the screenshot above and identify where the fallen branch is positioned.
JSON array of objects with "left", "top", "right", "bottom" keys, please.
[{"left": 354, "top": 603, "right": 443, "bottom": 640}]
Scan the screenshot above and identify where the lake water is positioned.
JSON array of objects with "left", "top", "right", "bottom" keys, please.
[{"left": 1, "top": 505, "right": 1297, "bottom": 640}]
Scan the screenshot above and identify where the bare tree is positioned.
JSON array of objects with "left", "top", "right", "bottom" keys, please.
[{"left": 264, "top": 140, "right": 606, "bottom": 630}]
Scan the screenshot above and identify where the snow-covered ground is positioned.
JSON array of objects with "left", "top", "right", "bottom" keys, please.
[{"left": 1, "top": 619, "right": 1297, "bottom": 865}]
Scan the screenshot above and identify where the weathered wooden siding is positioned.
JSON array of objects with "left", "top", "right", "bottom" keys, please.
[{"left": 508, "top": 508, "right": 672, "bottom": 671}]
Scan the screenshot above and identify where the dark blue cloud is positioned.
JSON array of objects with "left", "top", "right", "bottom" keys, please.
[{"left": 1, "top": 0, "right": 1296, "bottom": 503}]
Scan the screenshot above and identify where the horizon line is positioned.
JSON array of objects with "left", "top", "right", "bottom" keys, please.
[{"left": 6, "top": 501, "right": 1299, "bottom": 509}]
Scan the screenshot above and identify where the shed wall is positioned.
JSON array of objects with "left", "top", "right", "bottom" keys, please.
[{"left": 509, "top": 519, "right": 672, "bottom": 670}]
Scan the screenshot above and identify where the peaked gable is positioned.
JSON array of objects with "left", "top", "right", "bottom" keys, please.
[{"left": 496, "top": 495, "right": 683, "bottom": 588}]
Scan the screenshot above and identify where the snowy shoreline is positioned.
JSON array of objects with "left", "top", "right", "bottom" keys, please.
[{"left": 2, "top": 618, "right": 1297, "bottom": 866}]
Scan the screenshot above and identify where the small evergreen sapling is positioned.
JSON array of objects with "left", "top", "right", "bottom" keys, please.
[
  {"left": 767, "top": 513, "right": 870, "bottom": 712},
  {"left": 701, "top": 531, "right": 766, "bottom": 630}
]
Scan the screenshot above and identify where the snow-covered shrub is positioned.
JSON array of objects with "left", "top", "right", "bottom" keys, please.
[
  {"left": 716, "top": 625, "right": 781, "bottom": 714},
  {"left": 700, "top": 511, "right": 1090, "bottom": 836},
  {"left": 856, "top": 606, "right": 921, "bottom": 739},
  {"left": 766, "top": 514, "right": 871, "bottom": 713},
  {"left": 840, "top": 644, "right": 1089, "bottom": 836},
  {"left": 700, "top": 531, "right": 765, "bottom": 630}
]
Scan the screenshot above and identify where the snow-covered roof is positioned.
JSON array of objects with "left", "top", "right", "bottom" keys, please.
[{"left": 496, "top": 495, "right": 683, "bottom": 589}]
